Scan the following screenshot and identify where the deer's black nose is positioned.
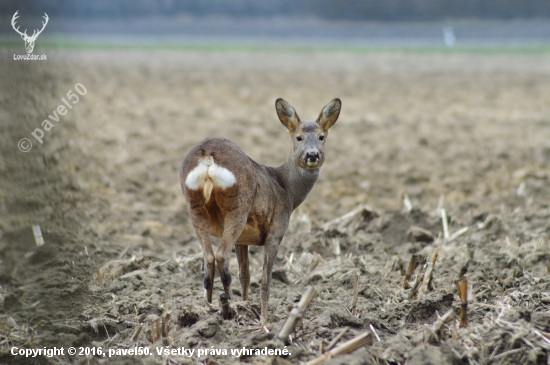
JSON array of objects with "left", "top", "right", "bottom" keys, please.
[{"left": 306, "top": 152, "right": 319, "bottom": 161}]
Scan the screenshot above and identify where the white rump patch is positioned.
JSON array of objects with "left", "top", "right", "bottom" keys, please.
[
  {"left": 185, "top": 157, "right": 210, "bottom": 190},
  {"left": 185, "top": 156, "right": 236, "bottom": 190},
  {"left": 208, "top": 163, "right": 237, "bottom": 188}
]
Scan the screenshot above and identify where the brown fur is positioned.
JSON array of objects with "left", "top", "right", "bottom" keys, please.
[{"left": 180, "top": 98, "right": 341, "bottom": 325}]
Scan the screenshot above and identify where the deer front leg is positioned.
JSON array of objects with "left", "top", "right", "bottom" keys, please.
[
  {"left": 235, "top": 244, "right": 250, "bottom": 301},
  {"left": 189, "top": 206, "right": 216, "bottom": 303},
  {"left": 260, "top": 240, "right": 281, "bottom": 326}
]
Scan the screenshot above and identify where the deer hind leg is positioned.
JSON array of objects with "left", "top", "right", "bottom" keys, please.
[
  {"left": 235, "top": 244, "right": 250, "bottom": 301},
  {"left": 189, "top": 205, "right": 216, "bottom": 303},
  {"left": 215, "top": 214, "right": 248, "bottom": 301}
]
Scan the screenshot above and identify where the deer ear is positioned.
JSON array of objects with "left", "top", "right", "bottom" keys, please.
[
  {"left": 317, "top": 98, "right": 341, "bottom": 131},
  {"left": 275, "top": 98, "right": 300, "bottom": 132}
]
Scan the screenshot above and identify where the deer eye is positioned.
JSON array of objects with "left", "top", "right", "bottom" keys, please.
[
  {"left": 319, "top": 135, "right": 325, "bottom": 141},
  {"left": 296, "top": 136, "right": 303, "bottom": 141}
]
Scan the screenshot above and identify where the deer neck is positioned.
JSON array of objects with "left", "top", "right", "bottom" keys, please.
[{"left": 276, "top": 156, "right": 320, "bottom": 210}]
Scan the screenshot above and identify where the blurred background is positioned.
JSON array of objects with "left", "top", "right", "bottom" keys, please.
[{"left": 1, "top": 0, "right": 550, "bottom": 48}]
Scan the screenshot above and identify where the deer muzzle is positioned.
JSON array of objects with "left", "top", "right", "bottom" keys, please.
[{"left": 305, "top": 152, "right": 320, "bottom": 167}]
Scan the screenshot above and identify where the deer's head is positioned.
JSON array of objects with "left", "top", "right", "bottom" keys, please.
[
  {"left": 11, "top": 11, "right": 49, "bottom": 54},
  {"left": 276, "top": 98, "right": 341, "bottom": 171}
]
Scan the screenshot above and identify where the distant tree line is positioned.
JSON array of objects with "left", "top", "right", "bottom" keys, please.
[{"left": 2, "top": 0, "right": 550, "bottom": 20}]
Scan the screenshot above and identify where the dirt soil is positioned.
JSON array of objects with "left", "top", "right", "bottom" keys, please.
[{"left": 1, "top": 48, "right": 550, "bottom": 365}]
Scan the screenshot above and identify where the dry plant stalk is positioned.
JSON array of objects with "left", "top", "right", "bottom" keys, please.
[
  {"left": 97, "top": 268, "right": 104, "bottom": 286},
  {"left": 427, "top": 252, "right": 438, "bottom": 287},
  {"left": 131, "top": 323, "right": 142, "bottom": 342},
  {"left": 333, "top": 238, "right": 341, "bottom": 257},
  {"left": 31, "top": 225, "right": 44, "bottom": 246},
  {"left": 147, "top": 317, "right": 160, "bottom": 343},
  {"left": 384, "top": 255, "right": 402, "bottom": 279},
  {"left": 457, "top": 278, "right": 468, "bottom": 328},
  {"left": 403, "top": 256, "right": 417, "bottom": 288},
  {"left": 276, "top": 286, "right": 316, "bottom": 344},
  {"left": 427, "top": 309, "right": 455, "bottom": 343},
  {"left": 452, "top": 259, "right": 470, "bottom": 328},
  {"left": 416, "top": 268, "right": 430, "bottom": 298},
  {"left": 155, "top": 318, "right": 161, "bottom": 341},
  {"left": 161, "top": 312, "right": 170, "bottom": 337},
  {"left": 326, "top": 327, "right": 349, "bottom": 352},
  {"left": 441, "top": 209, "right": 450, "bottom": 239},
  {"left": 322, "top": 205, "right": 375, "bottom": 235},
  {"left": 284, "top": 255, "right": 301, "bottom": 275},
  {"left": 308, "top": 256, "right": 321, "bottom": 273},
  {"left": 305, "top": 331, "right": 372, "bottom": 365},
  {"left": 220, "top": 293, "right": 231, "bottom": 320},
  {"left": 350, "top": 275, "right": 359, "bottom": 315},
  {"left": 419, "top": 252, "right": 439, "bottom": 298},
  {"left": 453, "top": 259, "right": 472, "bottom": 285},
  {"left": 408, "top": 272, "right": 425, "bottom": 299},
  {"left": 403, "top": 255, "right": 422, "bottom": 289}
]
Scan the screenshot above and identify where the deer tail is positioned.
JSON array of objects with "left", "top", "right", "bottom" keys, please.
[{"left": 203, "top": 177, "right": 213, "bottom": 203}]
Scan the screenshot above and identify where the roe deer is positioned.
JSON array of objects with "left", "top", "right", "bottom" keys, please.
[{"left": 180, "top": 98, "right": 341, "bottom": 324}]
